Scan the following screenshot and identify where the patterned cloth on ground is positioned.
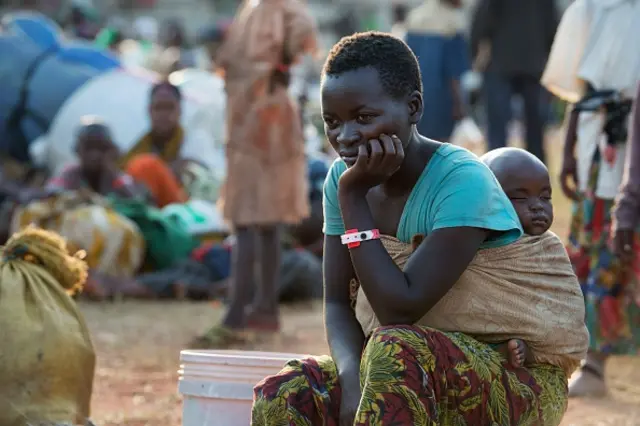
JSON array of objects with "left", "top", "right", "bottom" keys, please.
[
  {"left": 110, "top": 197, "right": 197, "bottom": 270},
  {"left": 10, "top": 191, "right": 145, "bottom": 278}
]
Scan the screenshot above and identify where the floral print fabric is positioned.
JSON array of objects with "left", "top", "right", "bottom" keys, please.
[{"left": 252, "top": 325, "right": 568, "bottom": 426}]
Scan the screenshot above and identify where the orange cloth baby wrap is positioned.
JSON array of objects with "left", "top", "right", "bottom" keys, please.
[
  {"left": 354, "top": 231, "right": 589, "bottom": 375},
  {"left": 0, "top": 227, "right": 95, "bottom": 426}
]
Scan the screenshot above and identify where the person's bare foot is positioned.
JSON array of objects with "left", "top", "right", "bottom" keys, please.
[
  {"left": 221, "top": 302, "right": 249, "bottom": 329},
  {"left": 508, "top": 339, "right": 528, "bottom": 367},
  {"left": 497, "top": 339, "right": 529, "bottom": 368},
  {"left": 568, "top": 364, "right": 607, "bottom": 398},
  {"left": 244, "top": 306, "right": 280, "bottom": 332}
]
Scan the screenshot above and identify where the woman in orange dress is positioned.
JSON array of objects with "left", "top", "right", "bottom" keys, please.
[
  {"left": 120, "top": 82, "right": 189, "bottom": 208},
  {"left": 199, "top": 0, "right": 319, "bottom": 345}
]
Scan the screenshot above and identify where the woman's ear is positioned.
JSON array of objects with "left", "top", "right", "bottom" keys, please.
[{"left": 407, "top": 90, "right": 424, "bottom": 126}]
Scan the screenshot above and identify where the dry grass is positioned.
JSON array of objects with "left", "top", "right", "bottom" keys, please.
[{"left": 83, "top": 129, "right": 640, "bottom": 425}]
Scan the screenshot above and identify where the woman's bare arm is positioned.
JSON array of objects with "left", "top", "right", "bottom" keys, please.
[
  {"left": 323, "top": 235, "right": 365, "bottom": 383},
  {"left": 559, "top": 106, "right": 580, "bottom": 201},
  {"left": 338, "top": 192, "right": 487, "bottom": 326},
  {"left": 614, "top": 84, "right": 640, "bottom": 231},
  {"left": 563, "top": 108, "right": 579, "bottom": 163}
]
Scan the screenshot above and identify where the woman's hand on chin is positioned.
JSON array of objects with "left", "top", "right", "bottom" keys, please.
[{"left": 338, "top": 134, "right": 404, "bottom": 196}]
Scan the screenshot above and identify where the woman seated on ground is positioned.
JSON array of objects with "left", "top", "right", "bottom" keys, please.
[
  {"left": 120, "top": 81, "right": 215, "bottom": 208},
  {"left": 252, "top": 32, "right": 584, "bottom": 426},
  {"left": 12, "top": 118, "right": 150, "bottom": 300}
]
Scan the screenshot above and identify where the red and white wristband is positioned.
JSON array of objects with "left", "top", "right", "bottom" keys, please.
[{"left": 341, "top": 228, "right": 381, "bottom": 249}]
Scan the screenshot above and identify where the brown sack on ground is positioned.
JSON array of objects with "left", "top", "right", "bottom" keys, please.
[{"left": 0, "top": 227, "right": 95, "bottom": 426}]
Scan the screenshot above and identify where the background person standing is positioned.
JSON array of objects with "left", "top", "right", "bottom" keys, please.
[
  {"left": 471, "top": 0, "right": 558, "bottom": 163},
  {"left": 197, "top": 0, "right": 319, "bottom": 347},
  {"left": 543, "top": 0, "right": 640, "bottom": 397}
]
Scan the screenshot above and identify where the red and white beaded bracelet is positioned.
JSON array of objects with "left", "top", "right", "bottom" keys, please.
[{"left": 341, "top": 228, "right": 381, "bottom": 249}]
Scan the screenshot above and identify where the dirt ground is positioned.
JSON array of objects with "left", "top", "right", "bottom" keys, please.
[
  {"left": 84, "top": 300, "right": 640, "bottom": 426},
  {"left": 84, "top": 130, "right": 640, "bottom": 425}
]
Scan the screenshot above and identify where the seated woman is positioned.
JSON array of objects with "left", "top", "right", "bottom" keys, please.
[
  {"left": 121, "top": 81, "right": 215, "bottom": 208},
  {"left": 252, "top": 32, "right": 580, "bottom": 425},
  {"left": 12, "top": 118, "right": 149, "bottom": 299}
]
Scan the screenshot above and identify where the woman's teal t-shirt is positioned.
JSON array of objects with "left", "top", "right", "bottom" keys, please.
[{"left": 322, "top": 144, "right": 523, "bottom": 248}]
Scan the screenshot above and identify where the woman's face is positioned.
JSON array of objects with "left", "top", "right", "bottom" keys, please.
[
  {"left": 149, "top": 87, "right": 181, "bottom": 138},
  {"left": 321, "top": 67, "right": 421, "bottom": 167}
]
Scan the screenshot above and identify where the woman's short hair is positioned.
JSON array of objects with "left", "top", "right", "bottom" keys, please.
[{"left": 322, "top": 31, "right": 422, "bottom": 100}]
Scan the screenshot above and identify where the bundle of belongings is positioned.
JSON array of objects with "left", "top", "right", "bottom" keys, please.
[
  {"left": 353, "top": 232, "right": 589, "bottom": 375},
  {"left": 0, "top": 226, "right": 95, "bottom": 426}
]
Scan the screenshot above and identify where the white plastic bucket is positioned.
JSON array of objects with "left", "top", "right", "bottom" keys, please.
[{"left": 178, "top": 350, "right": 308, "bottom": 426}]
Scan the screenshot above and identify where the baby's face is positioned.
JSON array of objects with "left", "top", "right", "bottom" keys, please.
[{"left": 501, "top": 171, "right": 554, "bottom": 236}]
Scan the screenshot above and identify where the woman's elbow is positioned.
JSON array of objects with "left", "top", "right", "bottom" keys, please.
[
  {"left": 372, "top": 290, "right": 426, "bottom": 326},
  {"left": 375, "top": 306, "right": 423, "bottom": 327}
]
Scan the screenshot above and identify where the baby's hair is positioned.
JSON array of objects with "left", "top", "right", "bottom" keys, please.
[
  {"left": 323, "top": 31, "right": 422, "bottom": 100},
  {"left": 481, "top": 147, "right": 548, "bottom": 175},
  {"left": 150, "top": 80, "right": 182, "bottom": 101}
]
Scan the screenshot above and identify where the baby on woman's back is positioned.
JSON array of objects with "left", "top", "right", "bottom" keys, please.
[
  {"left": 482, "top": 147, "right": 560, "bottom": 368},
  {"left": 402, "top": 146, "right": 587, "bottom": 375}
]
